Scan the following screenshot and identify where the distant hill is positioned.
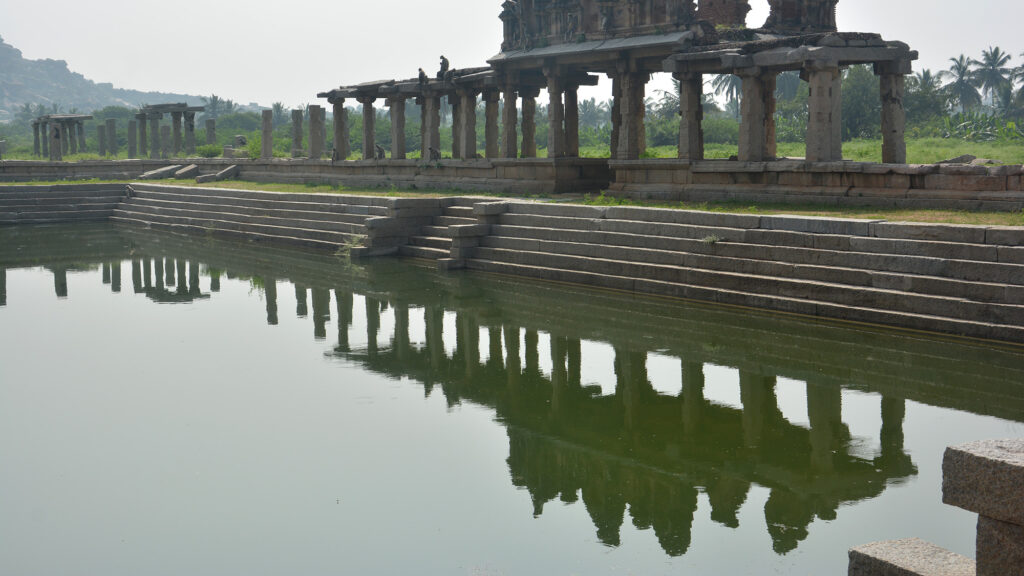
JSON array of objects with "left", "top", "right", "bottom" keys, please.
[{"left": 0, "top": 35, "right": 204, "bottom": 122}]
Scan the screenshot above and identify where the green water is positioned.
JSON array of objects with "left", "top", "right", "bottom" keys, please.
[{"left": 1, "top": 223, "right": 1023, "bottom": 576}]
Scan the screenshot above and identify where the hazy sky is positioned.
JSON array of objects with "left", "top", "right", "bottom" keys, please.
[{"left": 2, "top": 0, "right": 1021, "bottom": 108}]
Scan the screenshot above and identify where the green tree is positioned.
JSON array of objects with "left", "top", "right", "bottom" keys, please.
[
  {"left": 841, "top": 65, "right": 880, "bottom": 140},
  {"left": 941, "top": 55, "right": 981, "bottom": 112},
  {"left": 905, "top": 69, "right": 947, "bottom": 125},
  {"left": 711, "top": 74, "right": 742, "bottom": 119},
  {"left": 971, "top": 47, "right": 1013, "bottom": 104}
]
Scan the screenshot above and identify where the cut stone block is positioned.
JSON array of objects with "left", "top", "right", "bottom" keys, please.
[
  {"left": 195, "top": 165, "right": 239, "bottom": 184},
  {"left": 943, "top": 439, "right": 1024, "bottom": 526},
  {"left": 173, "top": 164, "right": 199, "bottom": 179},
  {"left": 977, "top": 515, "right": 1024, "bottom": 576},
  {"left": 138, "top": 165, "right": 182, "bottom": 180},
  {"left": 848, "top": 538, "right": 975, "bottom": 576}
]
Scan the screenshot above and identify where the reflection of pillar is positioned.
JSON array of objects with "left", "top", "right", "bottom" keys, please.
[
  {"left": 209, "top": 269, "right": 221, "bottom": 292},
  {"left": 740, "top": 371, "right": 776, "bottom": 449},
  {"left": 393, "top": 303, "right": 410, "bottom": 361},
  {"left": 425, "top": 305, "right": 444, "bottom": 370},
  {"left": 615, "top": 348, "right": 649, "bottom": 431},
  {"left": 143, "top": 259, "right": 152, "bottom": 290},
  {"left": 550, "top": 335, "right": 568, "bottom": 413},
  {"left": 459, "top": 313, "right": 480, "bottom": 375},
  {"left": 102, "top": 263, "right": 111, "bottom": 285},
  {"left": 264, "top": 278, "right": 278, "bottom": 325},
  {"left": 807, "top": 381, "right": 842, "bottom": 472},
  {"left": 524, "top": 329, "right": 539, "bottom": 375},
  {"left": 504, "top": 324, "right": 521, "bottom": 388},
  {"left": 311, "top": 288, "right": 331, "bottom": 340},
  {"left": 566, "top": 337, "right": 581, "bottom": 387},
  {"left": 187, "top": 261, "right": 199, "bottom": 296},
  {"left": 295, "top": 285, "right": 308, "bottom": 317},
  {"left": 131, "top": 259, "right": 142, "bottom": 293},
  {"left": 0, "top": 267, "right": 6, "bottom": 306},
  {"left": 154, "top": 258, "right": 164, "bottom": 290},
  {"left": 682, "top": 361, "right": 705, "bottom": 436},
  {"left": 365, "top": 296, "right": 380, "bottom": 355},
  {"left": 879, "top": 395, "right": 906, "bottom": 461},
  {"left": 53, "top": 268, "right": 68, "bottom": 298},
  {"left": 111, "top": 262, "right": 121, "bottom": 293},
  {"left": 334, "top": 289, "right": 353, "bottom": 351},
  {"left": 175, "top": 260, "right": 188, "bottom": 295},
  {"left": 487, "top": 326, "right": 503, "bottom": 369}
]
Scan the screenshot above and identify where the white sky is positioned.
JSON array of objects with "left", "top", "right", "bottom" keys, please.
[{"left": 1, "top": 0, "right": 1021, "bottom": 108}]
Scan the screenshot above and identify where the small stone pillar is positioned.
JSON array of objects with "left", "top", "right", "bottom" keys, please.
[
  {"left": 520, "top": 87, "right": 539, "bottom": 158},
  {"left": 184, "top": 112, "right": 196, "bottom": 155},
  {"left": 105, "top": 119, "right": 116, "bottom": 156},
  {"left": 68, "top": 122, "right": 78, "bottom": 155},
  {"left": 291, "top": 109, "right": 304, "bottom": 157},
  {"left": 308, "top": 105, "right": 324, "bottom": 159},
  {"left": 77, "top": 122, "right": 86, "bottom": 152},
  {"left": 545, "top": 70, "right": 565, "bottom": 158},
  {"left": 205, "top": 119, "right": 216, "bottom": 146},
  {"left": 616, "top": 72, "right": 647, "bottom": 160},
  {"left": 32, "top": 122, "right": 41, "bottom": 156},
  {"left": 332, "top": 99, "right": 349, "bottom": 160},
  {"left": 737, "top": 70, "right": 773, "bottom": 162},
  {"left": 358, "top": 97, "right": 375, "bottom": 160},
  {"left": 49, "top": 124, "right": 62, "bottom": 161},
  {"left": 457, "top": 90, "right": 477, "bottom": 159},
  {"left": 501, "top": 87, "right": 518, "bottom": 159},
  {"left": 60, "top": 122, "right": 70, "bottom": 155},
  {"left": 97, "top": 125, "right": 108, "bottom": 156},
  {"left": 805, "top": 62, "right": 842, "bottom": 162},
  {"left": 451, "top": 96, "right": 462, "bottom": 159},
  {"left": 675, "top": 71, "right": 704, "bottom": 160},
  {"left": 876, "top": 61, "right": 910, "bottom": 165},
  {"left": 261, "top": 110, "right": 274, "bottom": 159},
  {"left": 127, "top": 120, "right": 137, "bottom": 158},
  {"left": 564, "top": 84, "right": 579, "bottom": 157},
  {"left": 484, "top": 91, "right": 500, "bottom": 159},
  {"left": 149, "top": 115, "right": 161, "bottom": 159},
  {"left": 610, "top": 75, "right": 621, "bottom": 159},
  {"left": 160, "top": 125, "right": 171, "bottom": 159},
  {"left": 387, "top": 97, "right": 406, "bottom": 160},
  {"left": 171, "top": 111, "right": 182, "bottom": 156},
  {"left": 137, "top": 115, "right": 148, "bottom": 157},
  {"left": 40, "top": 122, "right": 49, "bottom": 158}
]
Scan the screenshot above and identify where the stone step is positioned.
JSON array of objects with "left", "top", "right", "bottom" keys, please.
[
  {"left": 443, "top": 206, "right": 476, "bottom": 218},
  {"left": 398, "top": 244, "right": 449, "bottom": 260},
  {"left": 488, "top": 224, "right": 1024, "bottom": 286},
  {"left": 117, "top": 201, "right": 366, "bottom": 235},
  {"left": 0, "top": 196, "right": 124, "bottom": 207},
  {"left": 470, "top": 247, "right": 1024, "bottom": 326},
  {"left": 128, "top": 189, "right": 388, "bottom": 217},
  {"left": 110, "top": 209, "right": 361, "bottom": 245},
  {"left": 0, "top": 209, "right": 115, "bottom": 224},
  {"left": 125, "top": 195, "right": 372, "bottom": 225},
  {"left": 434, "top": 215, "right": 477, "bottom": 226},
  {"left": 464, "top": 259, "right": 1024, "bottom": 343},
  {"left": 420, "top": 225, "right": 452, "bottom": 237},
  {"left": 129, "top": 183, "right": 394, "bottom": 209},
  {"left": 409, "top": 236, "right": 452, "bottom": 250},
  {"left": 477, "top": 235, "right": 1024, "bottom": 305},
  {"left": 110, "top": 215, "right": 349, "bottom": 251}
]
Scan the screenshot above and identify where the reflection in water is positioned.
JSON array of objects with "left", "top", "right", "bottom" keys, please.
[
  {"left": 1, "top": 223, "right": 1023, "bottom": 563},
  {"left": 0, "top": 266, "right": 5, "bottom": 306}
]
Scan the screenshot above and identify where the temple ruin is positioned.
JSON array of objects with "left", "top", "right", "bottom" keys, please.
[{"left": 317, "top": 0, "right": 919, "bottom": 197}]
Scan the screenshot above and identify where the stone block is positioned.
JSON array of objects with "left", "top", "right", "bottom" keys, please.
[
  {"left": 943, "top": 439, "right": 1024, "bottom": 525},
  {"left": 871, "top": 222, "right": 988, "bottom": 244},
  {"left": 977, "top": 515, "right": 1024, "bottom": 576},
  {"left": 848, "top": 538, "right": 975, "bottom": 576},
  {"left": 473, "top": 201, "right": 509, "bottom": 216},
  {"left": 138, "top": 165, "right": 182, "bottom": 180},
  {"left": 986, "top": 227, "right": 1024, "bottom": 246},
  {"left": 760, "top": 215, "right": 879, "bottom": 236},
  {"left": 173, "top": 164, "right": 199, "bottom": 179}
]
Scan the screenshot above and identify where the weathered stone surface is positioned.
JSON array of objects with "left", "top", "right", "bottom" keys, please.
[
  {"left": 986, "top": 227, "right": 1024, "bottom": 246},
  {"left": 174, "top": 164, "right": 199, "bottom": 179},
  {"left": 195, "top": 164, "right": 239, "bottom": 184},
  {"left": 943, "top": 439, "right": 1024, "bottom": 525},
  {"left": 848, "top": 538, "right": 975, "bottom": 576},
  {"left": 138, "top": 165, "right": 182, "bottom": 180},
  {"left": 977, "top": 515, "right": 1024, "bottom": 576},
  {"left": 872, "top": 222, "right": 988, "bottom": 244},
  {"left": 762, "top": 214, "right": 879, "bottom": 236}
]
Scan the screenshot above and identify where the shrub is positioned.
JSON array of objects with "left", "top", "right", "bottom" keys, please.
[{"left": 196, "top": 144, "right": 220, "bottom": 158}]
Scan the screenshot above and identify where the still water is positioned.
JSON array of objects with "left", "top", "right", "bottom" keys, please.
[{"left": 1, "top": 223, "right": 1023, "bottom": 575}]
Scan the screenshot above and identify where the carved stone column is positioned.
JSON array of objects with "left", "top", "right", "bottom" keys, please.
[
  {"left": 205, "top": 119, "right": 216, "bottom": 146},
  {"left": 805, "top": 62, "right": 842, "bottom": 162},
  {"left": 68, "top": 122, "right": 78, "bottom": 155},
  {"left": 149, "top": 115, "right": 161, "bottom": 159},
  {"left": 137, "top": 115, "right": 147, "bottom": 157},
  {"left": 457, "top": 89, "right": 477, "bottom": 159},
  {"left": 675, "top": 71, "right": 704, "bottom": 160},
  {"left": 127, "top": 120, "right": 137, "bottom": 158},
  {"left": 40, "top": 122, "right": 49, "bottom": 158},
  {"left": 564, "top": 83, "right": 579, "bottom": 157},
  {"left": 484, "top": 91, "right": 501, "bottom": 159},
  {"left": 388, "top": 96, "right": 407, "bottom": 160},
  {"left": 357, "top": 96, "right": 375, "bottom": 160},
  {"left": 610, "top": 75, "right": 621, "bottom": 159},
  {"left": 737, "top": 70, "right": 773, "bottom": 162},
  {"left": 616, "top": 72, "right": 646, "bottom": 160},
  {"left": 261, "top": 110, "right": 274, "bottom": 159},
  {"left": 545, "top": 70, "right": 565, "bottom": 158},
  {"left": 308, "top": 104, "right": 324, "bottom": 159},
  {"left": 32, "top": 122, "right": 40, "bottom": 156},
  {"left": 184, "top": 112, "right": 196, "bottom": 155},
  {"left": 98, "top": 125, "right": 107, "bottom": 156},
  {"left": 451, "top": 95, "right": 462, "bottom": 159},
  {"left": 332, "top": 99, "right": 349, "bottom": 160},
  {"left": 520, "top": 87, "right": 539, "bottom": 158},
  {"left": 501, "top": 87, "right": 518, "bottom": 159},
  {"left": 171, "top": 111, "right": 183, "bottom": 155},
  {"left": 76, "top": 121, "right": 86, "bottom": 152},
  {"left": 876, "top": 61, "right": 910, "bottom": 164},
  {"left": 60, "top": 122, "right": 70, "bottom": 155},
  {"left": 105, "top": 119, "right": 116, "bottom": 156},
  {"left": 291, "top": 109, "right": 303, "bottom": 157},
  {"left": 50, "top": 124, "right": 62, "bottom": 161}
]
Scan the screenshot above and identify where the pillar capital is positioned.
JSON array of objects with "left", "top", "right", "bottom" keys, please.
[
  {"left": 356, "top": 96, "right": 376, "bottom": 105},
  {"left": 874, "top": 59, "right": 914, "bottom": 76}
]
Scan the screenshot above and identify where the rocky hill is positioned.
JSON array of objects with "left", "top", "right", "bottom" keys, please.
[{"left": 0, "top": 35, "right": 202, "bottom": 122}]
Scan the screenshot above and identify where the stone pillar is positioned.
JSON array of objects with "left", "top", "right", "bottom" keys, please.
[
  {"left": 805, "top": 63, "right": 842, "bottom": 162},
  {"left": 332, "top": 99, "right": 350, "bottom": 160},
  {"left": 388, "top": 97, "right": 406, "bottom": 160},
  {"left": 879, "top": 71, "right": 907, "bottom": 164},
  {"left": 149, "top": 115, "right": 161, "bottom": 159},
  {"left": 520, "top": 87, "right": 538, "bottom": 158},
  {"left": 50, "top": 124, "right": 62, "bottom": 161},
  {"left": 358, "top": 97, "right": 375, "bottom": 160},
  {"left": 184, "top": 112, "right": 196, "bottom": 155},
  {"left": 610, "top": 75, "right": 621, "bottom": 159},
  {"left": 40, "top": 122, "right": 49, "bottom": 158},
  {"left": 127, "top": 120, "right": 137, "bottom": 158},
  {"left": 138, "top": 116, "right": 148, "bottom": 157},
  {"left": 616, "top": 72, "right": 646, "bottom": 160},
  {"left": 160, "top": 126, "right": 171, "bottom": 159},
  {"left": 484, "top": 91, "right": 500, "bottom": 159},
  {"left": 308, "top": 105, "right": 324, "bottom": 159},
  {"left": 77, "top": 122, "right": 86, "bottom": 152},
  {"left": 60, "top": 122, "right": 70, "bottom": 155},
  {"left": 257, "top": 110, "right": 271, "bottom": 159},
  {"left": 68, "top": 123, "right": 78, "bottom": 155},
  {"left": 501, "top": 87, "right": 518, "bottom": 159},
  {"left": 105, "top": 119, "right": 116, "bottom": 156},
  {"left": 32, "top": 123, "right": 40, "bottom": 156},
  {"left": 564, "top": 84, "right": 579, "bottom": 157},
  {"left": 428, "top": 95, "right": 441, "bottom": 157},
  {"left": 290, "top": 109, "right": 303, "bottom": 157},
  {"left": 546, "top": 71, "right": 565, "bottom": 158},
  {"left": 738, "top": 71, "right": 771, "bottom": 162},
  {"left": 675, "top": 71, "right": 704, "bottom": 160},
  {"left": 171, "top": 111, "right": 182, "bottom": 155},
  {"left": 97, "top": 125, "right": 108, "bottom": 156},
  {"left": 451, "top": 96, "right": 462, "bottom": 160},
  {"left": 458, "top": 90, "right": 477, "bottom": 159},
  {"left": 205, "top": 118, "right": 216, "bottom": 146}
]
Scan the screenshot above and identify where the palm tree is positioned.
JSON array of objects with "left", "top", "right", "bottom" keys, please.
[
  {"left": 971, "top": 46, "right": 1014, "bottom": 104},
  {"left": 201, "top": 94, "right": 223, "bottom": 118},
  {"left": 775, "top": 71, "right": 802, "bottom": 101},
  {"left": 578, "top": 98, "right": 609, "bottom": 129},
  {"left": 911, "top": 69, "right": 942, "bottom": 93},
  {"left": 941, "top": 55, "right": 981, "bottom": 112},
  {"left": 271, "top": 102, "right": 287, "bottom": 127},
  {"left": 711, "top": 74, "right": 742, "bottom": 118}
]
